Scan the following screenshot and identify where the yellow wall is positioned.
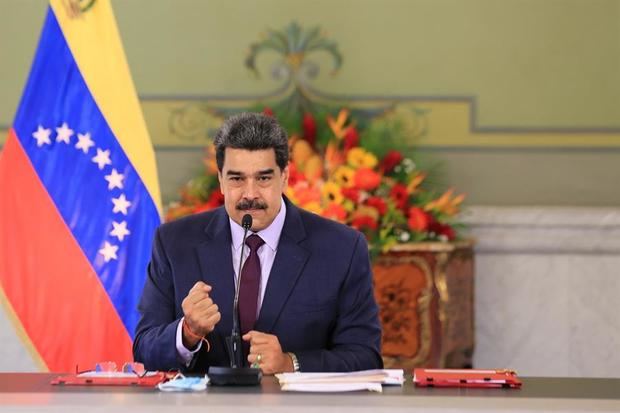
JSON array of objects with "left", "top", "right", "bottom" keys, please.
[{"left": 1, "top": 0, "right": 619, "bottom": 205}]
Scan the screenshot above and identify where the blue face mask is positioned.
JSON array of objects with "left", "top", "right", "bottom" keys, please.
[{"left": 158, "top": 374, "right": 209, "bottom": 392}]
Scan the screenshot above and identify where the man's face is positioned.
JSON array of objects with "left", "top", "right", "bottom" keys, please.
[{"left": 218, "top": 148, "right": 289, "bottom": 231}]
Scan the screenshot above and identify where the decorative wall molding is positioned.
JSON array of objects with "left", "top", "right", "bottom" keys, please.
[{"left": 463, "top": 206, "right": 620, "bottom": 254}]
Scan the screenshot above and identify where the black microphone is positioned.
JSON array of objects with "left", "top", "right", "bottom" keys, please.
[
  {"left": 208, "top": 213, "right": 262, "bottom": 386},
  {"left": 229, "top": 213, "right": 252, "bottom": 368}
]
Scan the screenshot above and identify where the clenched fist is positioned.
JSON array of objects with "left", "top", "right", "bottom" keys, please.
[{"left": 181, "top": 281, "right": 221, "bottom": 348}]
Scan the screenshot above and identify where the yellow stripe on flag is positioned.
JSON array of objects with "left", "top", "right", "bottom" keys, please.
[
  {"left": 49, "top": 0, "right": 162, "bottom": 215},
  {"left": 0, "top": 284, "right": 48, "bottom": 371}
]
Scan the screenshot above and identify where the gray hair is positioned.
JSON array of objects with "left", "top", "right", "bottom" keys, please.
[{"left": 213, "top": 112, "right": 289, "bottom": 171}]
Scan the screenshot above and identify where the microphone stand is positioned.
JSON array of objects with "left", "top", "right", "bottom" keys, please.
[{"left": 208, "top": 214, "right": 262, "bottom": 386}]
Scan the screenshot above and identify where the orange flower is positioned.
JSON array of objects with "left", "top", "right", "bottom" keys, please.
[
  {"left": 291, "top": 138, "right": 315, "bottom": 168},
  {"left": 327, "top": 109, "right": 351, "bottom": 139},
  {"left": 322, "top": 202, "right": 347, "bottom": 222},
  {"left": 408, "top": 207, "right": 430, "bottom": 232},
  {"left": 203, "top": 145, "right": 219, "bottom": 175},
  {"left": 303, "top": 155, "right": 323, "bottom": 181},
  {"left": 324, "top": 141, "right": 345, "bottom": 175},
  {"left": 165, "top": 204, "right": 196, "bottom": 221},
  {"left": 353, "top": 168, "right": 381, "bottom": 191},
  {"left": 302, "top": 201, "right": 323, "bottom": 215},
  {"left": 425, "top": 188, "right": 465, "bottom": 216},
  {"left": 407, "top": 172, "right": 426, "bottom": 194},
  {"left": 288, "top": 181, "right": 321, "bottom": 206}
]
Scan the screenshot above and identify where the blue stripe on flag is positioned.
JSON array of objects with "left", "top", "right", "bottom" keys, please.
[{"left": 12, "top": 8, "right": 161, "bottom": 338}]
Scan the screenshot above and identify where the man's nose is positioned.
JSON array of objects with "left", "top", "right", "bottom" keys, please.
[{"left": 243, "top": 178, "right": 259, "bottom": 198}]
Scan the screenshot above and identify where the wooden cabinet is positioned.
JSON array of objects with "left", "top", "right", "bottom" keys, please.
[{"left": 373, "top": 241, "right": 475, "bottom": 370}]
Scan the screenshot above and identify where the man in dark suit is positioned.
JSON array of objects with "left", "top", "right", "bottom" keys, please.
[{"left": 133, "top": 112, "right": 382, "bottom": 374}]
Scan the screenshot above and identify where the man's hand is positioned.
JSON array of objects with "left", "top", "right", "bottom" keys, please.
[
  {"left": 243, "top": 331, "right": 294, "bottom": 375},
  {"left": 181, "top": 281, "right": 221, "bottom": 348}
]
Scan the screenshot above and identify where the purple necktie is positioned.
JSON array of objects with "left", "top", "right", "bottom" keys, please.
[{"left": 238, "top": 234, "right": 265, "bottom": 336}]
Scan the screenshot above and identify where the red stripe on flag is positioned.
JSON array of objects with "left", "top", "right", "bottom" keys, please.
[{"left": 0, "top": 130, "right": 132, "bottom": 371}]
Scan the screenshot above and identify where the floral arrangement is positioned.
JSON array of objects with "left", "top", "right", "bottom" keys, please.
[{"left": 167, "top": 106, "right": 466, "bottom": 256}]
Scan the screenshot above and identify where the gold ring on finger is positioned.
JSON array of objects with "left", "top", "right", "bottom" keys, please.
[{"left": 256, "top": 353, "right": 263, "bottom": 363}]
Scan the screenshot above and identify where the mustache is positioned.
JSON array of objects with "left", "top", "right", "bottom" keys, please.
[{"left": 236, "top": 199, "right": 268, "bottom": 211}]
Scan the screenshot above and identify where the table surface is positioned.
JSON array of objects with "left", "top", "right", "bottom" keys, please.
[{"left": 1, "top": 373, "right": 620, "bottom": 412}]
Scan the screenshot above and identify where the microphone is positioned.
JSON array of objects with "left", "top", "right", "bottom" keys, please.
[
  {"left": 208, "top": 213, "right": 262, "bottom": 386},
  {"left": 230, "top": 213, "right": 252, "bottom": 368}
]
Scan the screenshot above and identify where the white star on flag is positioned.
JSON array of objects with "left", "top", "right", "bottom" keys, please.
[
  {"left": 110, "top": 221, "right": 131, "bottom": 241},
  {"left": 32, "top": 125, "right": 52, "bottom": 147},
  {"left": 112, "top": 194, "right": 132, "bottom": 215},
  {"left": 55, "top": 122, "right": 74, "bottom": 144},
  {"left": 104, "top": 168, "right": 125, "bottom": 190},
  {"left": 75, "top": 132, "right": 95, "bottom": 154},
  {"left": 98, "top": 241, "right": 119, "bottom": 262},
  {"left": 92, "top": 148, "right": 112, "bottom": 170}
]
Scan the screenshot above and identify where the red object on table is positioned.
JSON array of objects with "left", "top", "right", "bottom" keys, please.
[
  {"left": 413, "top": 368, "right": 522, "bottom": 388},
  {"left": 50, "top": 372, "right": 168, "bottom": 387}
]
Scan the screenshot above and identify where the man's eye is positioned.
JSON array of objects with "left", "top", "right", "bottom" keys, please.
[
  {"left": 258, "top": 176, "right": 272, "bottom": 181},
  {"left": 229, "top": 176, "right": 242, "bottom": 182}
]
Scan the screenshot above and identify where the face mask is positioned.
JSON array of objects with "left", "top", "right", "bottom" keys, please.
[{"left": 157, "top": 374, "right": 209, "bottom": 392}]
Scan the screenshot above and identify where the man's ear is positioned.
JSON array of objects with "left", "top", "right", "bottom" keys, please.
[
  {"left": 218, "top": 171, "right": 224, "bottom": 194},
  {"left": 281, "top": 166, "right": 289, "bottom": 191}
]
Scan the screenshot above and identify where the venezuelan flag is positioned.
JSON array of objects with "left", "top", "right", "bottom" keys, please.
[{"left": 0, "top": 0, "right": 162, "bottom": 371}]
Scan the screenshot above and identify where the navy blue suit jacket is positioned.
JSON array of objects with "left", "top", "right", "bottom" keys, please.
[{"left": 133, "top": 198, "right": 383, "bottom": 372}]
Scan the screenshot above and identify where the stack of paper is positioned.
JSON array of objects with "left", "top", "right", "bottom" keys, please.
[{"left": 275, "top": 369, "right": 404, "bottom": 392}]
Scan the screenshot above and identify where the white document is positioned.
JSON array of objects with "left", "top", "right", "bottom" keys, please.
[
  {"left": 275, "top": 369, "right": 404, "bottom": 392},
  {"left": 281, "top": 382, "right": 383, "bottom": 392}
]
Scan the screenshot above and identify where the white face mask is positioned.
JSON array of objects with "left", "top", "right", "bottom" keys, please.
[{"left": 157, "top": 374, "right": 209, "bottom": 392}]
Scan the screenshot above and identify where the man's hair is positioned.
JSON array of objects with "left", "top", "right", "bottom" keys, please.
[{"left": 214, "top": 112, "right": 289, "bottom": 171}]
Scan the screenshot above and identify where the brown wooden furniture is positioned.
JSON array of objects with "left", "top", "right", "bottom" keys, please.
[{"left": 373, "top": 240, "right": 475, "bottom": 370}]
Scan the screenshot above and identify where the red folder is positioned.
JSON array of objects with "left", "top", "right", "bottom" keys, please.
[
  {"left": 51, "top": 372, "right": 168, "bottom": 387},
  {"left": 413, "top": 368, "right": 522, "bottom": 388}
]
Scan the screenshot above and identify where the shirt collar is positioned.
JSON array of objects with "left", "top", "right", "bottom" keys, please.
[{"left": 230, "top": 197, "right": 286, "bottom": 252}]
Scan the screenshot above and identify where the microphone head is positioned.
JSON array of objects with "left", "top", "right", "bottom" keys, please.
[{"left": 242, "top": 214, "right": 252, "bottom": 230}]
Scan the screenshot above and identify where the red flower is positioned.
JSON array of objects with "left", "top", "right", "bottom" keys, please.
[
  {"left": 341, "top": 187, "right": 361, "bottom": 203},
  {"left": 287, "top": 162, "right": 306, "bottom": 186},
  {"left": 343, "top": 127, "right": 359, "bottom": 151},
  {"left": 262, "top": 107, "right": 274, "bottom": 117},
  {"left": 193, "top": 191, "right": 224, "bottom": 213},
  {"left": 390, "top": 183, "right": 409, "bottom": 210},
  {"left": 380, "top": 150, "right": 403, "bottom": 174},
  {"left": 353, "top": 168, "right": 381, "bottom": 191},
  {"left": 428, "top": 220, "right": 456, "bottom": 241},
  {"left": 302, "top": 112, "right": 316, "bottom": 147},
  {"left": 351, "top": 215, "right": 378, "bottom": 231},
  {"left": 365, "top": 196, "right": 387, "bottom": 215},
  {"left": 407, "top": 207, "right": 430, "bottom": 232},
  {"left": 322, "top": 203, "right": 347, "bottom": 222}
]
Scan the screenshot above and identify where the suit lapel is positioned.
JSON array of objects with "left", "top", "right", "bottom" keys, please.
[
  {"left": 256, "top": 201, "right": 309, "bottom": 333},
  {"left": 195, "top": 208, "right": 235, "bottom": 335}
]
